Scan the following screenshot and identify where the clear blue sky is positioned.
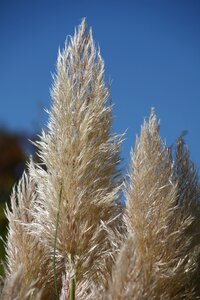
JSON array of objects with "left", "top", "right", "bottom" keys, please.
[{"left": 0, "top": 0, "right": 200, "bottom": 168}]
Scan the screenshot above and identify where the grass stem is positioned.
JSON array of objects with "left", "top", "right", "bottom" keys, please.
[{"left": 53, "top": 186, "right": 63, "bottom": 300}]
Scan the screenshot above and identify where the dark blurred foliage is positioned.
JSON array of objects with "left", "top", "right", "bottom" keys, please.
[{"left": 0, "top": 129, "right": 37, "bottom": 275}]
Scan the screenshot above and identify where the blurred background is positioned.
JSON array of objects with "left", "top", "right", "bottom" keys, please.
[{"left": 0, "top": 0, "right": 200, "bottom": 273}]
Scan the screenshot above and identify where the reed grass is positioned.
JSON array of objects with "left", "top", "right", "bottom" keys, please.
[{"left": 1, "top": 19, "right": 200, "bottom": 300}]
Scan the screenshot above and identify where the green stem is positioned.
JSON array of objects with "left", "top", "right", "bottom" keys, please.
[
  {"left": 53, "top": 186, "right": 62, "bottom": 300},
  {"left": 69, "top": 273, "right": 76, "bottom": 300},
  {"left": 68, "top": 253, "right": 76, "bottom": 300}
]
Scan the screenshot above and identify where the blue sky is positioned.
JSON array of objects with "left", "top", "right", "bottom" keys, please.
[{"left": 0, "top": 0, "right": 200, "bottom": 168}]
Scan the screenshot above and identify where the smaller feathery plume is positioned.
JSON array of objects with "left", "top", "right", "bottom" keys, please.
[
  {"left": 1, "top": 266, "right": 42, "bottom": 300},
  {"left": 174, "top": 132, "right": 200, "bottom": 209},
  {"left": 102, "top": 237, "right": 136, "bottom": 300},
  {"left": 105, "top": 110, "right": 197, "bottom": 299},
  {"left": 174, "top": 134, "right": 200, "bottom": 295},
  {"left": 4, "top": 164, "right": 61, "bottom": 300}
]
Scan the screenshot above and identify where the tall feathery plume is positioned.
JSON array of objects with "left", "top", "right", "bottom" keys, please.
[
  {"left": 105, "top": 110, "right": 196, "bottom": 299},
  {"left": 3, "top": 165, "right": 59, "bottom": 300},
  {"left": 30, "top": 18, "right": 123, "bottom": 298}
]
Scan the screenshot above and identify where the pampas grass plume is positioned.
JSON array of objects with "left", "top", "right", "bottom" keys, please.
[{"left": 1, "top": 19, "right": 200, "bottom": 300}]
